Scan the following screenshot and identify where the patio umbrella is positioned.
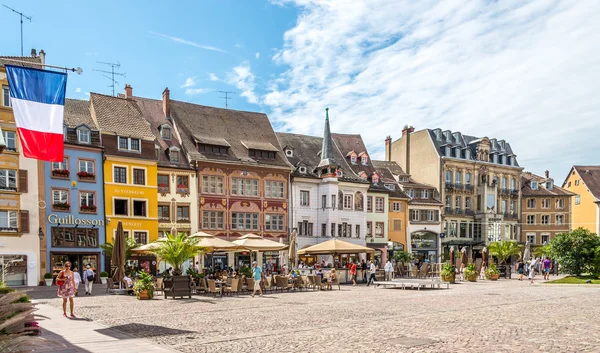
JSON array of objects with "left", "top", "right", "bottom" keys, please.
[
  {"left": 460, "top": 247, "right": 468, "bottom": 266},
  {"left": 111, "top": 221, "right": 126, "bottom": 287},
  {"left": 482, "top": 247, "right": 488, "bottom": 265},
  {"left": 131, "top": 238, "right": 167, "bottom": 253},
  {"left": 189, "top": 231, "right": 243, "bottom": 252},
  {"left": 523, "top": 241, "right": 531, "bottom": 262},
  {"left": 288, "top": 230, "right": 297, "bottom": 267},
  {"left": 232, "top": 233, "right": 289, "bottom": 251},
  {"left": 297, "top": 239, "right": 374, "bottom": 255}
]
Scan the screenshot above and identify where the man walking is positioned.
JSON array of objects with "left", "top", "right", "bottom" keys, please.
[
  {"left": 83, "top": 265, "right": 95, "bottom": 296},
  {"left": 367, "top": 260, "right": 377, "bottom": 286},
  {"left": 350, "top": 260, "right": 357, "bottom": 286},
  {"left": 528, "top": 258, "right": 538, "bottom": 284},
  {"left": 361, "top": 259, "right": 368, "bottom": 283},
  {"left": 384, "top": 260, "right": 393, "bottom": 281},
  {"left": 251, "top": 261, "right": 263, "bottom": 297}
]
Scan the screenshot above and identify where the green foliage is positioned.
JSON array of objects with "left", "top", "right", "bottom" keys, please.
[
  {"left": 43, "top": 273, "right": 52, "bottom": 279},
  {"left": 100, "top": 271, "right": 109, "bottom": 277},
  {"left": 485, "top": 263, "right": 500, "bottom": 279},
  {"left": 148, "top": 233, "right": 207, "bottom": 275},
  {"left": 239, "top": 266, "right": 252, "bottom": 278},
  {"left": 133, "top": 271, "right": 155, "bottom": 299},
  {"left": 100, "top": 236, "right": 139, "bottom": 260},
  {"left": 185, "top": 267, "right": 204, "bottom": 282},
  {"left": 549, "top": 228, "right": 600, "bottom": 276},
  {"left": 488, "top": 241, "right": 522, "bottom": 264},
  {"left": 0, "top": 291, "right": 41, "bottom": 350},
  {"left": 533, "top": 244, "right": 551, "bottom": 259},
  {"left": 545, "top": 275, "right": 600, "bottom": 284},
  {"left": 12, "top": 295, "right": 30, "bottom": 304},
  {"left": 393, "top": 251, "right": 413, "bottom": 263},
  {"left": 463, "top": 263, "right": 477, "bottom": 281},
  {"left": 0, "top": 287, "right": 15, "bottom": 294},
  {"left": 440, "top": 263, "right": 455, "bottom": 282}
]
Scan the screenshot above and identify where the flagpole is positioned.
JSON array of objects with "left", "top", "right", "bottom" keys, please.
[{"left": 1, "top": 58, "right": 83, "bottom": 74}]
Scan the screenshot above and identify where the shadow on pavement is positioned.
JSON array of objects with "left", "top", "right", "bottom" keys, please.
[
  {"left": 96, "top": 323, "right": 195, "bottom": 339},
  {"left": 35, "top": 329, "right": 92, "bottom": 353}
]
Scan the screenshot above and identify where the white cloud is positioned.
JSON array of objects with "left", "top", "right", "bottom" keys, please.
[
  {"left": 180, "top": 77, "right": 197, "bottom": 88},
  {"left": 208, "top": 73, "right": 220, "bottom": 81},
  {"left": 84, "top": 92, "right": 90, "bottom": 96},
  {"left": 227, "top": 62, "right": 258, "bottom": 104},
  {"left": 149, "top": 31, "right": 228, "bottom": 53},
  {"left": 265, "top": 1, "right": 600, "bottom": 178},
  {"left": 185, "top": 88, "right": 209, "bottom": 96},
  {"left": 75, "top": 88, "right": 81, "bottom": 93},
  {"left": 255, "top": 52, "right": 260, "bottom": 59}
]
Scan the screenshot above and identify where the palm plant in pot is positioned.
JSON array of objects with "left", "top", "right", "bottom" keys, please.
[
  {"left": 463, "top": 263, "right": 478, "bottom": 282},
  {"left": 440, "top": 263, "right": 456, "bottom": 283},
  {"left": 485, "top": 263, "right": 500, "bottom": 280},
  {"left": 133, "top": 271, "right": 155, "bottom": 300},
  {"left": 488, "top": 240, "right": 522, "bottom": 278}
]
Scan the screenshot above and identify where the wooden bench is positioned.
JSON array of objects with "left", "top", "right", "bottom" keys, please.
[{"left": 372, "top": 279, "right": 449, "bottom": 290}]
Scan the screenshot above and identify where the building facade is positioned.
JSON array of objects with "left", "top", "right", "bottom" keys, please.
[
  {"left": 44, "top": 99, "right": 106, "bottom": 277},
  {"left": 276, "top": 110, "right": 370, "bottom": 266},
  {"left": 0, "top": 52, "right": 44, "bottom": 286},
  {"left": 562, "top": 166, "right": 600, "bottom": 235},
  {"left": 521, "top": 171, "right": 573, "bottom": 246},
  {"left": 388, "top": 126, "right": 523, "bottom": 262}
]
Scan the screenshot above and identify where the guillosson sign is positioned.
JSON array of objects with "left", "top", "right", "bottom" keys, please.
[{"left": 47, "top": 214, "right": 105, "bottom": 226}]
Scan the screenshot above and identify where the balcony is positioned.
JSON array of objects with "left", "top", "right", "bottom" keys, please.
[
  {"left": 500, "top": 188, "right": 510, "bottom": 196},
  {"left": 465, "top": 184, "right": 473, "bottom": 191},
  {"left": 445, "top": 182, "right": 454, "bottom": 191},
  {"left": 510, "top": 189, "right": 519, "bottom": 198},
  {"left": 444, "top": 207, "right": 454, "bottom": 215},
  {"left": 503, "top": 212, "right": 518, "bottom": 220},
  {"left": 454, "top": 183, "right": 463, "bottom": 191},
  {"left": 465, "top": 209, "right": 475, "bottom": 216},
  {"left": 454, "top": 208, "right": 464, "bottom": 215}
]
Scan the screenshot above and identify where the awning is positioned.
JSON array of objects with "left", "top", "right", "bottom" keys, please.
[{"left": 442, "top": 239, "right": 485, "bottom": 246}]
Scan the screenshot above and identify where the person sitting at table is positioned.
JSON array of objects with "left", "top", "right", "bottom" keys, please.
[
  {"left": 327, "top": 268, "right": 337, "bottom": 290},
  {"left": 123, "top": 273, "right": 134, "bottom": 295}
]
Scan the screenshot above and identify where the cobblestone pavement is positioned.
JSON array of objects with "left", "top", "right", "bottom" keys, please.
[{"left": 35, "top": 279, "right": 600, "bottom": 353}]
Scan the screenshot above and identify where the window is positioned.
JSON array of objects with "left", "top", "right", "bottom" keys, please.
[
  {"left": 231, "top": 178, "right": 258, "bottom": 196},
  {"left": 158, "top": 231, "right": 167, "bottom": 239},
  {"left": 202, "top": 211, "right": 224, "bottom": 229},
  {"left": 0, "top": 210, "right": 18, "bottom": 230},
  {"left": 177, "top": 205, "right": 190, "bottom": 222},
  {"left": 79, "top": 192, "right": 95, "bottom": 212},
  {"left": 526, "top": 234, "right": 536, "bottom": 244},
  {"left": 176, "top": 175, "right": 189, "bottom": 193},
  {"left": 527, "top": 215, "right": 535, "bottom": 225},
  {"left": 202, "top": 175, "right": 224, "bottom": 194},
  {"left": 531, "top": 181, "right": 538, "bottom": 190},
  {"left": 232, "top": 212, "right": 259, "bottom": 230},
  {"left": 510, "top": 200, "right": 516, "bottom": 213},
  {"left": 445, "top": 170, "right": 452, "bottom": 183},
  {"left": 265, "top": 214, "right": 285, "bottom": 231},
  {"left": 541, "top": 234, "right": 550, "bottom": 244},
  {"left": 52, "top": 189, "right": 69, "bottom": 205},
  {"left": 354, "top": 192, "right": 364, "bottom": 211},
  {"left": 366, "top": 196, "right": 372, "bottom": 212},
  {"left": 361, "top": 155, "right": 368, "bottom": 165},
  {"left": 300, "top": 190, "right": 310, "bottom": 206},
  {"left": 546, "top": 181, "right": 553, "bottom": 189},
  {"left": 297, "top": 221, "right": 313, "bottom": 236},
  {"left": 114, "top": 199, "right": 128, "bottom": 216},
  {"left": 133, "top": 169, "right": 146, "bottom": 185},
  {"left": 384, "top": 184, "right": 396, "bottom": 191},
  {"left": 350, "top": 155, "right": 357, "bottom": 164},
  {"left": 541, "top": 198, "right": 550, "bottom": 209},
  {"left": 248, "top": 149, "right": 276, "bottom": 160},
  {"left": 52, "top": 157, "right": 69, "bottom": 172},
  {"left": 321, "top": 223, "right": 327, "bottom": 237},
  {"left": 117, "top": 136, "right": 141, "bottom": 152},
  {"left": 0, "top": 170, "right": 17, "bottom": 191},
  {"left": 158, "top": 175, "right": 169, "bottom": 193},
  {"left": 393, "top": 219, "right": 402, "bottom": 231},
  {"left": 375, "top": 222, "right": 384, "bottom": 238},
  {"left": 133, "top": 200, "right": 147, "bottom": 217},
  {"left": 366, "top": 222, "right": 372, "bottom": 237},
  {"left": 501, "top": 200, "right": 507, "bottom": 213},
  {"left": 331, "top": 223, "right": 336, "bottom": 237},
  {"left": 158, "top": 205, "right": 170, "bottom": 221},
  {"left": 343, "top": 194, "right": 353, "bottom": 210},
  {"left": 445, "top": 196, "right": 451, "bottom": 208},
  {"left": 410, "top": 209, "right": 419, "bottom": 221},
  {"left": 2, "top": 131, "right": 16, "bottom": 152},
  {"left": 322, "top": 195, "right": 327, "bottom": 209},
  {"left": 465, "top": 197, "right": 471, "bottom": 210},
  {"left": 375, "top": 197, "right": 384, "bottom": 212},
  {"left": 510, "top": 178, "right": 516, "bottom": 190},
  {"left": 199, "top": 144, "right": 228, "bottom": 155},
  {"left": 406, "top": 189, "right": 414, "bottom": 198},
  {"left": 161, "top": 126, "right": 171, "bottom": 140},
  {"left": 78, "top": 160, "right": 95, "bottom": 175},
  {"left": 77, "top": 128, "right": 90, "bottom": 144},
  {"left": 2, "top": 86, "right": 11, "bottom": 107},
  {"left": 527, "top": 199, "right": 536, "bottom": 209},
  {"left": 134, "top": 232, "right": 148, "bottom": 245},
  {"left": 455, "top": 171, "right": 462, "bottom": 185},
  {"left": 114, "top": 167, "right": 127, "bottom": 183},
  {"left": 285, "top": 149, "right": 293, "bottom": 157},
  {"left": 575, "top": 195, "right": 580, "bottom": 205},
  {"left": 331, "top": 195, "right": 336, "bottom": 210},
  {"left": 265, "top": 180, "right": 285, "bottom": 198},
  {"left": 556, "top": 215, "right": 564, "bottom": 225},
  {"left": 372, "top": 174, "right": 380, "bottom": 185},
  {"left": 170, "top": 150, "right": 180, "bottom": 163},
  {"left": 455, "top": 196, "right": 461, "bottom": 209},
  {"left": 421, "top": 189, "right": 430, "bottom": 199},
  {"left": 541, "top": 215, "right": 550, "bottom": 225},
  {"left": 575, "top": 180, "right": 580, "bottom": 186},
  {"left": 556, "top": 199, "right": 564, "bottom": 209},
  {"left": 355, "top": 225, "right": 360, "bottom": 238},
  {"left": 465, "top": 173, "right": 471, "bottom": 185},
  {"left": 501, "top": 177, "right": 507, "bottom": 189},
  {"left": 392, "top": 202, "right": 402, "bottom": 212}
]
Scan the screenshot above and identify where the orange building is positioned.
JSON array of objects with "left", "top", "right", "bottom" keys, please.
[{"left": 562, "top": 166, "right": 600, "bottom": 235}]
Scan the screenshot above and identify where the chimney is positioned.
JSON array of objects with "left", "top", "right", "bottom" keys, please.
[
  {"left": 162, "top": 87, "right": 170, "bottom": 118},
  {"left": 402, "top": 126, "right": 414, "bottom": 174},
  {"left": 385, "top": 136, "right": 392, "bottom": 161},
  {"left": 31, "top": 49, "right": 37, "bottom": 57},
  {"left": 402, "top": 125, "right": 415, "bottom": 136},
  {"left": 124, "top": 84, "right": 133, "bottom": 98},
  {"left": 545, "top": 170, "right": 549, "bottom": 178},
  {"left": 39, "top": 50, "right": 45, "bottom": 65}
]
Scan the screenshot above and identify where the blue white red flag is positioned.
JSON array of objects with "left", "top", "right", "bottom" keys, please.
[{"left": 5, "top": 65, "right": 67, "bottom": 162}]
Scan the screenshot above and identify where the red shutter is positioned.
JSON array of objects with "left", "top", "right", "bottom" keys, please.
[
  {"left": 18, "top": 169, "right": 28, "bottom": 193},
  {"left": 20, "top": 210, "right": 29, "bottom": 233}
]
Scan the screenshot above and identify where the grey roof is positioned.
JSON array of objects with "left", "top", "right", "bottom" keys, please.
[
  {"left": 241, "top": 140, "right": 279, "bottom": 152},
  {"left": 521, "top": 172, "right": 574, "bottom": 197},
  {"left": 573, "top": 166, "right": 600, "bottom": 199},
  {"left": 64, "top": 99, "right": 98, "bottom": 129},
  {"left": 193, "top": 134, "right": 231, "bottom": 147},
  {"left": 427, "top": 128, "right": 520, "bottom": 167},
  {"left": 90, "top": 93, "right": 155, "bottom": 140},
  {"left": 317, "top": 108, "right": 337, "bottom": 168},
  {"left": 171, "top": 101, "right": 289, "bottom": 168},
  {"left": 372, "top": 160, "right": 409, "bottom": 176}
]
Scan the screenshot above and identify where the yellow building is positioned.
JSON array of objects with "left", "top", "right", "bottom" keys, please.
[
  {"left": 89, "top": 93, "right": 159, "bottom": 254},
  {"left": 562, "top": 166, "right": 600, "bottom": 235}
]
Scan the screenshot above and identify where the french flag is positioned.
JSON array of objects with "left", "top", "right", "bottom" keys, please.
[{"left": 5, "top": 65, "right": 67, "bottom": 162}]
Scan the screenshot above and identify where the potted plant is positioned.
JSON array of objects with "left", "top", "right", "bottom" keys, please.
[
  {"left": 463, "top": 263, "right": 478, "bottom": 282},
  {"left": 44, "top": 273, "right": 53, "bottom": 286},
  {"left": 158, "top": 183, "right": 169, "bottom": 193},
  {"left": 485, "top": 263, "right": 500, "bottom": 281},
  {"left": 440, "top": 263, "right": 455, "bottom": 283},
  {"left": 488, "top": 240, "right": 522, "bottom": 279},
  {"left": 100, "top": 271, "right": 109, "bottom": 284},
  {"left": 80, "top": 204, "right": 97, "bottom": 213},
  {"left": 77, "top": 171, "right": 95, "bottom": 180},
  {"left": 52, "top": 169, "right": 70, "bottom": 178},
  {"left": 239, "top": 266, "right": 252, "bottom": 278},
  {"left": 53, "top": 202, "right": 70, "bottom": 211},
  {"left": 133, "top": 271, "right": 155, "bottom": 300}
]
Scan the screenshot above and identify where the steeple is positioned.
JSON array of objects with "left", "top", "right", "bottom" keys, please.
[{"left": 316, "top": 108, "right": 339, "bottom": 177}]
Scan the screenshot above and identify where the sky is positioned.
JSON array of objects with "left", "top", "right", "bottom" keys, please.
[{"left": 3, "top": 0, "right": 599, "bottom": 181}]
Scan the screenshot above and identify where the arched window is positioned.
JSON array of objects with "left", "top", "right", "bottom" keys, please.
[{"left": 354, "top": 192, "right": 364, "bottom": 211}]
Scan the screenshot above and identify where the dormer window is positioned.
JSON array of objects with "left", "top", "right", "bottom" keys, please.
[
  {"left": 285, "top": 149, "right": 293, "bottom": 157},
  {"left": 169, "top": 149, "right": 180, "bottom": 163},
  {"left": 545, "top": 181, "right": 553, "bottom": 189},
  {"left": 249, "top": 150, "right": 276, "bottom": 160},
  {"left": 350, "top": 155, "right": 357, "bottom": 164},
  {"left": 298, "top": 166, "right": 306, "bottom": 174},
  {"left": 359, "top": 171, "right": 368, "bottom": 180},
  {"left": 199, "top": 144, "right": 228, "bottom": 155},
  {"left": 531, "top": 181, "right": 538, "bottom": 190},
  {"left": 118, "top": 136, "right": 141, "bottom": 153},
  {"left": 384, "top": 183, "right": 395, "bottom": 191},
  {"left": 77, "top": 127, "right": 90, "bottom": 144},
  {"left": 161, "top": 126, "right": 172, "bottom": 140},
  {"left": 372, "top": 173, "right": 380, "bottom": 185},
  {"left": 361, "top": 155, "right": 368, "bottom": 165},
  {"left": 337, "top": 169, "right": 343, "bottom": 177}
]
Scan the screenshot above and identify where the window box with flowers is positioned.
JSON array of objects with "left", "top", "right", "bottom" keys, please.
[
  {"left": 80, "top": 204, "right": 97, "bottom": 213},
  {"left": 158, "top": 184, "right": 169, "bottom": 194},
  {"left": 53, "top": 202, "right": 71, "bottom": 211},
  {"left": 176, "top": 184, "right": 189, "bottom": 194},
  {"left": 77, "top": 171, "right": 96, "bottom": 181},
  {"left": 52, "top": 170, "right": 70, "bottom": 179}
]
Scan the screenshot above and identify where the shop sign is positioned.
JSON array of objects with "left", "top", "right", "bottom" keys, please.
[
  {"left": 114, "top": 189, "right": 145, "bottom": 195},
  {"left": 48, "top": 214, "right": 104, "bottom": 226}
]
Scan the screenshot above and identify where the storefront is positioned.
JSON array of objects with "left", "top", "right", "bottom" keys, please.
[
  {"left": 235, "top": 251, "right": 251, "bottom": 269},
  {"left": 50, "top": 252, "right": 99, "bottom": 277},
  {"left": 204, "top": 253, "right": 229, "bottom": 271},
  {"left": 410, "top": 231, "right": 439, "bottom": 264},
  {"left": 262, "top": 252, "right": 280, "bottom": 274},
  {"left": 0, "top": 255, "right": 28, "bottom": 286}
]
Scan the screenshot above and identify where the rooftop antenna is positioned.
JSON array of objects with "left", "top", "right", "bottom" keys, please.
[
  {"left": 93, "top": 61, "right": 126, "bottom": 96},
  {"left": 218, "top": 90, "right": 236, "bottom": 109},
  {"left": 3, "top": 5, "right": 32, "bottom": 57}
]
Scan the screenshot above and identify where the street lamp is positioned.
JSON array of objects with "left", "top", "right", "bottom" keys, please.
[{"left": 38, "top": 227, "right": 44, "bottom": 239}]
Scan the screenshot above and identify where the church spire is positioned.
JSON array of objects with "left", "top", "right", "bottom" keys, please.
[{"left": 317, "top": 108, "right": 339, "bottom": 177}]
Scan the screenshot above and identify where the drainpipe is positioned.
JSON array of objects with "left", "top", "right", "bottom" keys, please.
[{"left": 101, "top": 148, "right": 108, "bottom": 273}]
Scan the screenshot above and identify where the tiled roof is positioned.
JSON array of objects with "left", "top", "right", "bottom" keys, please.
[
  {"left": 574, "top": 166, "right": 600, "bottom": 199},
  {"left": 171, "top": 101, "right": 289, "bottom": 168},
  {"left": 90, "top": 93, "right": 155, "bottom": 140},
  {"left": 331, "top": 133, "right": 378, "bottom": 177},
  {"left": 372, "top": 160, "right": 409, "bottom": 176},
  {"left": 241, "top": 141, "right": 279, "bottom": 152},
  {"left": 409, "top": 198, "right": 444, "bottom": 206},
  {"left": 193, "top": 134, "right": 231, "bottom": 147},
  {"left": 0, "top": 55, "right": 42, "bottom": 69},
  {"left": 521, "top": 172, "right": 574, "bottom": 197},
  {"left": 64, "top": 99, "right": 98, "bottom": 129}
]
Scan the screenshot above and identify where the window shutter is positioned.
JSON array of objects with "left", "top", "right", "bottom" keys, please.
[
  {"left": 20, "top": 210, "right": 29, "bottom": 233},
  {"left": 18, "top": 169, "right": 28, "bottom": 193}
]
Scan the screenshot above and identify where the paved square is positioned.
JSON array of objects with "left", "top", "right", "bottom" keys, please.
[{"left": 34, "top": 279, "right": 600, "bottom": 352}]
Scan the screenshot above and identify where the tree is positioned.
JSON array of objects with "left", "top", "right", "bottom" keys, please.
[
  {"left": 488, "top": 240, "right": 522, "bottom": 264},
  {"left": 100, "top": 236, "right": 139, "bottom": 261},
  {"left": 148, "top": 233, "right": 207, "bottom": 275},
  {"left": 393, "top": 251, "right": 413, "bottom": 264},
  {"left": 549, "top": 228, "right": 600, "bottom": 276}
]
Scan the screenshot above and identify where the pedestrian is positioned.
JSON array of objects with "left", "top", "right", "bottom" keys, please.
[
  {"left": 367, "top": 260, "right": 377, "bottom": 286},
  {"left": 479, "top": 261, "right": 487, "bottom": 280},
  {"left": 83, "top": 264, "right": 95, "bottom": 295},
  {"left": 543, "top": 257, "right": 552, "bottom": 280},
  {"left": 516, "top": 260, "right": 525, "bottom": 281},
  {"left": 384, "top": 260, "right": 393, "bottom": 281},
  {"left": 56, "top": 261, "right": 76, "bottom": 318},
  {"left": 529, "top": 258, "right": 537, "bottom": 284},
  {"left": 195, "top": 261, "right": 200, "bottom": 272},
  {"left": 72, "top": 268, "right": 81, "bottom": 296},
  {"left": 251, "top": 261, "right": 263, "bottom": 297},
  {"left": 350, "top": 260, "right": 357, "bottom": 286},
  {"left": 361, "top": 259, "right": 367, "bottom": 283}
]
